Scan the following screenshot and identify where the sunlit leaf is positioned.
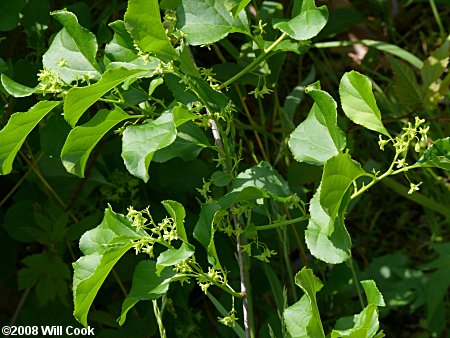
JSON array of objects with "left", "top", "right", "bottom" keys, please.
[
  {"left": 121, "top": 112, "right": 177, "bottom": 182},
  {"left": 1, "top": 74, "right": 36, "bottom": 97},
  {"left": 43, "top": 11, "right": 100, "bottom": 83},
  {"left": 156, "top": 242, "right": 195, "bottom": 274},
  {"left": 61, "top": 106, "right": 134, "bottom": 177},
  {"left": 273, "top": 0, "right": 328, "bottom": 41},
  {"left": 0, "top": 101, "right": 61, "bottom": 175},
  {"left": 193, "top": 202, "right": 222, "bottom": 269},
  {"left": 176, "top": 0, "right": 250, "bottom": 46},
  {"left": 284, "top": 267, "right": 325, "bottom": 338},
  {"left": 320, "top": 153, "right": 367, "bottom": 219},
  {"left": 124, "top": 0, "right": 178, "bottom": 61},
  {"left": 64, "top": 63, "right": 157, "bottom": 127},
  {"left": 161, "top": 200, "right": 188, "bottom": 242},
  {"left": 288, "top": 81, "right": 346, "bottom": 165},
  {"left": 331, "top": 280, "right": 385, "bottom": 337},
  {"left": 340, "top": 71, "right": 390, "bottom": 137},
  {"left": 73, "top": 207, "right": 147, "bottom": 326},
  {"left": 305, "top": 184, "right": 352, "bottom": 264}
]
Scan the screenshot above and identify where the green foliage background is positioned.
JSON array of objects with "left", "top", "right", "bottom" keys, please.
[{"left": 0, "top": 0, "right": 449, "bottom": 337}]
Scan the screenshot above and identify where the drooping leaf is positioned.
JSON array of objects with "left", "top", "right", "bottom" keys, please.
[
  {"left": 161, "top": 200, "right": 188, "bottom": 242},
  {"left": 61, "top": 106, "right": 134, "bottom": 177},
  {"left": 43, "top": 11, "right": 101, "bottom": 83},
  {"left": 156, "top": 242, "right": 195, "bottom": 274},
  {"left": 339, "top": 71, "right": 390, "bottom": 137},
  {"left": 121, "top": 112, "right": 177, "bottom": 182},
  {"left": 388, "top": 56, "right": 423, "bottom": 110},
  {"left": 1, "top": 73, "right": 37, "bottom": 97},
  {"left": 64, "top": 63, "right": 157, "bottom": 127},
  {"left": 153, "top": 122, "right": 210, "bottom": 163},
  {"left": 193, "top": 202, "right": 222, "bottom": 269},
  {"left": 320, "top": 153, "right": 367, "bottom": 219},
  {"left": 415, "top": 137, "right": 450, "bottom": 171},
  {"left": 306, "top": 154, "right": 367, "bottom": 264},
  {"left": 73, "top": 207, "right": 146, "bottom": 326},
  {"left": 305, "top": 184, "right": 352, "bottom": 264},
  {"left": 118, "top": 260, "right": 177, "bottom": 325},
  {"left": 284, "top": 268, "right": 325, "bottom": 338},
  {"left": 288, "top": 81, "right": 346, "bottom": 165},
  {"left": 273, "top": 0, "right": 328, "bottom": 41},
  {"left": 331, "top": 280, "right": 385, "bottom": 338},
  {"left": 0, "top": 100, "right": 61, "bottom": 175},
  {"left": 176, "top": 0, "right": 250, "bottom": 46},
  {"left": 124, "top": 0, "right": 178, "bottom": 61}
]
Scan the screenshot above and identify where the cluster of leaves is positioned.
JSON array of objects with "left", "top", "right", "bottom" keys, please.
[{"left": 0, "top": 0, "right": 449, "bottom": 337}]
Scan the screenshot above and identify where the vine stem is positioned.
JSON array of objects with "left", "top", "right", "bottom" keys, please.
[
  {"left": 219, "top": 33, "right": 287, "bottom": 90},
  {"left": 207, "top": 112, "right": 255, "bottom": 338},
  {"left": 254, "top": 215, "right": 309, "bottom": 231}
]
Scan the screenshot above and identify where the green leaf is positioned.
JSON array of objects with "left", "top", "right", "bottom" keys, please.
[
  {"left": 43, "top": 11, "right": 100, "bottom": 83},
  {"left": 0, "top": 101, "right": 61, "bottom": 175},
  {"left": 415, "top": 137, "right": 450, "bottom": 171},
  {"left": 339, "top": 71, "right": 390, "bottom": 137},
  {"left": 288, "top": 82, "right": 346, "bottom": 165},
  {"left": 153, "top": 122, "right": 210, "bottom": 163},
  {"left": 189, "top": 76, "right": 231, "bottom": 113},
  {"left": 305, "top": 184, "right": 352, "bottom": 264},
  {"left": 106, "top": 20, "right": 151, "bottom": 65},
  {"left": 306, "top": 154, "right": 367, "bottom": 264},
  {"left": 121, "top": 112, "right": 177, "bottom": 182},
  {"left": 388, "top": 56, "right": 422, "bottom": 110},
  {"left": 361, "top": 280, "right": 385, "bottom": 307},
  {"left": 124, "top": 0, "right": 178, "bottom": 62},
  {"left": 73, "top": 207, "right": 146, "bottom": 326},
  {"left": 231, "top": 0, "right": 251, "bottom": 18},
  {"left": 118, "top": 260, "right": 177, "bottom": 325},
  {"left": 284, "top": 296, "right": 313, "bottom": 338},
  {"left": 218, "top": 161, "right": 292, "bottom": 208},
  {"left": 331, "top": 280, "right": 385, "bottom": 338},
  {"left": 273, "top": 0, "right": 328, "bottom": 41},
  {"left": 320, "top": 153, "right": 367, "bottom": 219},
  {"left": 64, "top": 63, "right": 157, "bottom": 127},
  {"left": 18, "top": 252, "right": 70, "bottom": 306},
  {"left": 161, "top": 200, "right": 188, "bottom": 242},
  {"left": 61, "top": 107, "right": 134, "bottom": 177},
  {"left": 1, "top": 74, "right": 37, "bottom": 97},
  {"left": 284, "top": 267, "right": 325, "bottom": 338},
  {"left": 194, "top": 202, "right": 222, "bottom": 269},
  {"left": 156, "top": 242, "right": 195, "bottom": 275},
  {"left": 51, "top": 11, "right": 100, "bottom": 72},
  {"left": 176, "top": 0, "right": 250, "bottom": 46},
  {"left": 172, "top": 105, "right": 198, "bottom": 127}
]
